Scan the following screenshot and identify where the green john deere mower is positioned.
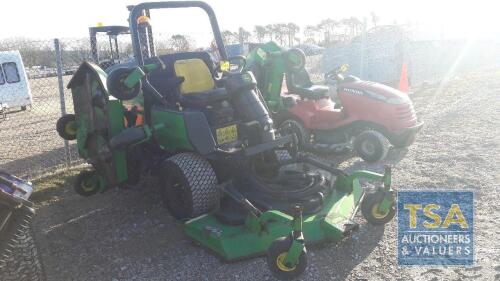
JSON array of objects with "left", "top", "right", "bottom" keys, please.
[{"left": 56, "top": 2, "right": 396, "bottom": 279}]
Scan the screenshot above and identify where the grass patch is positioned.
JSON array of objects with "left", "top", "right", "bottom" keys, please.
[{"left": 30, "top": 167, "right": 86, "bottom": 204}]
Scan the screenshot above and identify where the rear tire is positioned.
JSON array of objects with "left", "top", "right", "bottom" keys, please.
[
  {"left": 161, "top": 153, "right": 218, "bottom": 220},
  {"left": 0, "top": 207, "right": 45, "bottom": 281},
  {"left": 278, "top": 119, "right": 309, "bottom": 156},
  {"left": 354, "top": 130, "right": 389, "bottom": 163}
]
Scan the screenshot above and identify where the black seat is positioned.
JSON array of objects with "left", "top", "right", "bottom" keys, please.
[
  {"left": 179, "top": 88, "right": 228, "bottom": 108},
  {"left": 286, "top": 68, "right": 329, "bottom": 100}
]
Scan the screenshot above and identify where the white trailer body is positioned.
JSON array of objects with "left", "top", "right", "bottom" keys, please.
[{"left": 0, "top": 51, "right": 32, "bottom": 110}]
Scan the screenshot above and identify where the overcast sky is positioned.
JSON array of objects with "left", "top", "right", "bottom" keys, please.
[{"left": 2, "top": 0, "right": 498, "bottom": 42}]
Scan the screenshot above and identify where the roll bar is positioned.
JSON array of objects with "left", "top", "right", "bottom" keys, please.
[{"left": 128, "top": 1, "right": 228, "bottom": 66}]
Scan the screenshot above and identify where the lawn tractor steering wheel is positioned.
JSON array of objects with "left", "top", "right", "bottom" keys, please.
[
  {"left": 216, "top": 55, "right": 247, "bottom": 77},
  {"left": 228, "top": 55, "right": 247, "bottom": 73},
  {"left": 325, "top": 64, "right": 350, "bottom": 82},
  {"left": 107, "top": 67, "right": 142, "bottom": 100},
  {"left": 107, "top": 61, "right": 169, "bottom": 106}
]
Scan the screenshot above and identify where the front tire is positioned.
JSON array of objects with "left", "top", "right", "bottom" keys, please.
[
  {"left": 354, "top": 130, "right": 389, "bottom": 163},
  {"left": 361, "top": 191, "right": 396, "bottom": 225},
  {"left": 161, "top": 153, "right": 218, "bottom": 220},
  {"left": 267, "top": 236, "right": 308, "bottom": 280},
  {"left": 74, "top": 171, "right": 100, "bottom": 196},
  {"left": 56, "top": 114, "right": 77, "bottom": 140}
]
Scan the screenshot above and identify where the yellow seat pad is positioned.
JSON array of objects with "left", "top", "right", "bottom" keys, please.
[{"left": 173, "top": 58, "right": 215, "bottom": 94}]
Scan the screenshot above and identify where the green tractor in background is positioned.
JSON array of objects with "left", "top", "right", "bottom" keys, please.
[
  {"left": 56, "top": 1, "right": 396, "bottom": 279},
  {"left": 88, "top": 24, "right": 130, "bottom": 71}
]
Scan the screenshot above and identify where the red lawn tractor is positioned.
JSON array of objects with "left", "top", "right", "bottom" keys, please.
[{"left": 246, "top": 42, "right": 423, "bottom": 162}]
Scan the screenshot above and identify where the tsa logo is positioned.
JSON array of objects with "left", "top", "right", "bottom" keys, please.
[{"left": 397, "top": 191, "right": 474, "bottom": 265}]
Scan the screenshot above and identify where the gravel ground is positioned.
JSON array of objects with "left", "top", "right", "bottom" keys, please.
[{"left": 30, "top": 69, "right": 499, "bottom": 281}]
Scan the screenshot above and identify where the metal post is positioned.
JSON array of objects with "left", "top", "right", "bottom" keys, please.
[
  {"left": 54, "top": 38, "right": 71, "bottom": 167},
  {"left": 238, "top": 27, "right": 244, "bottom": 55},
  {"left": 360, "top": 17, "right": 367, "bottom": 78},
  {"left": 145, "top": 9, "right": 156, "bottom": 57},
  {"left": 89, "top": 29, "right": 99, "bottom": 63}
]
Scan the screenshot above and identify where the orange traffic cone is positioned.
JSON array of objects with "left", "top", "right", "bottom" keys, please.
[{"left": 398, "top": 63, "right": 409, "bottom": 94}]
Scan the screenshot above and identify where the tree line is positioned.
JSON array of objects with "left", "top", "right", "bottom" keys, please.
[
  {"left": 221, "top": 13, "right": 381, "bottom": 47},
  {"left": 0, "top": 13, "right": 382, "bottom": 69}
]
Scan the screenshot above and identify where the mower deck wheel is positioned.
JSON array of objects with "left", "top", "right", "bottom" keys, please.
[
  {"left": 56, "top": 114, "right": 77, "bottom": 140},
  {"left": 267, "top": 236, "right": 308, "bottom": 280},
  {"left": 354, "top": 130, "right": 389, "bottom": 163},
  {"left": 361, "top": 191, "right": 396, "bottom": 225},
  {"left": 161, "top": 153, "right": 218, "bottom": 220},
  {"left": 74, "top": 171, "right": 100, "bottom": 196}
]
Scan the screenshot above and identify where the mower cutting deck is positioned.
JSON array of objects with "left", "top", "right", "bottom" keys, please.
[{"left": 185, "top": 158, "right": 393, "bottom": 261}]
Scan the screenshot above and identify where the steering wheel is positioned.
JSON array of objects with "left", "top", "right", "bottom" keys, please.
[
  {"left": 107, "top": 59, "right": 172, "bottom": 106},
  {"left": 228, "top": 55, "right": 247, "bottom": 73},
  {"left": 107, "top": 67, "right": 142, "bottom": 100},
  {"left": 325, "top": 64, "right": 349, "bottom": 82},
  {"left": 216, "top": 55, "right": 247, "bottom": 75}
]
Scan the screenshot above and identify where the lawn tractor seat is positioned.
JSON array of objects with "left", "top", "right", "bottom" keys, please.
[
  {"left": 286, "top": 68, "right": 329, "bottom": 100},
  {"left": 172, "top": 58, "right": 229, "bottom": 108},
  {"left": 146, "top": 52, "right": 229, "bottom": 107},
  {"left": 147, "top": 53, "right": 233, "bottom": 126}
]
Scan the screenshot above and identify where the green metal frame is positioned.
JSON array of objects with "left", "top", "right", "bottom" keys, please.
[{"left": 68, "top": 62, "right": 129, "bottom": 190}]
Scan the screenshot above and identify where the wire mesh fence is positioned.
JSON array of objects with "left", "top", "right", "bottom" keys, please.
[
  {"left": 0, "top": 39, "right": 72, "bottom": 179},
  {"left": 0, "top": 29, "right": 498, "bottom": 179}
]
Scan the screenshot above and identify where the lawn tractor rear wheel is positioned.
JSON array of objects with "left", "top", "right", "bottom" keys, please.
[
  {"left": 74, "top": 171, "right": 100, "bottom": 196},
  {"left": 278, "top": 119, "right": 309, "bottom": 157},
  {"left": 354, "top": 130, "right": 389, "bottom": 163},
  {"left": 161, "top": 153, "right": 218, "bottom": 220},
  {"left": 56, "top": 114, "right": 77, "bottom": 140},
  {"left": 361, "top": 191, "right": 396, "bottom": 225},
  {"left": 267, "top": 236, "right": 308, "bottom": 280}
]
